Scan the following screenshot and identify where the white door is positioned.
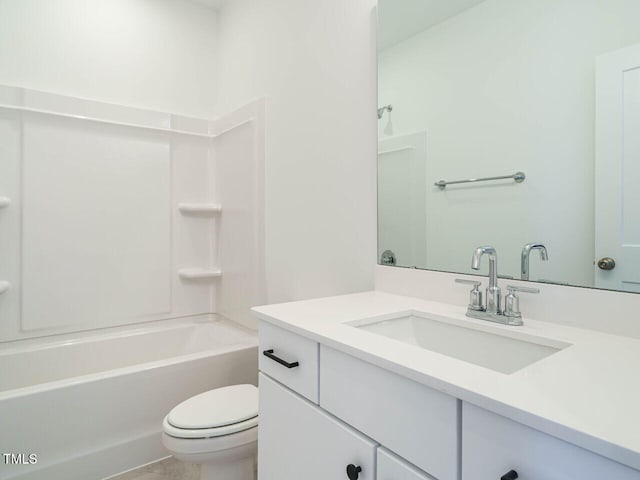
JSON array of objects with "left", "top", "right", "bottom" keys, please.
[
  {"left": 258, "top": 373, "right": 376, "bottom": 480},
  {"left": 377, "top": 132, "right": 427, "bottom": 268},
  {"left": 595, "top": 44, "right": 640, "bottom": 292}
]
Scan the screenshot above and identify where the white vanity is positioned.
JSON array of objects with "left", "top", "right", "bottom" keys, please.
[{"left": 253, "top": 286, "right": 640, "bottom": 480}]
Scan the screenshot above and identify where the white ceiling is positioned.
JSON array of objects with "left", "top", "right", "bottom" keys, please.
[
  {"left": 188, "top": 0, "right": 486, "bottom": 47},
  {"left": 189, "top": 0, "right": 229, "bottom": 10},
  {"left": 378, "top": 0, "right": 487, "bottom": 50}
]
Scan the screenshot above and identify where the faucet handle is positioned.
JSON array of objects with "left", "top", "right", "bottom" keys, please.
[
  {"left": 504, "top": 285, "right": 539, "bottom": 324},
  {"left": 455, "top": 279, "right": 483, "bottom": 311},
  {"left": 506, "top": 285, "right": 540, "bottom": 295}
]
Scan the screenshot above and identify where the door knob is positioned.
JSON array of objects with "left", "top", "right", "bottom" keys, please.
[
  {"left": 597, "top": 257, "right": 616, "bottom": 270},
  {"left": 346, "top": 464, "right": 362, "bottom": 480},
  {"left": 501, "top": 470, "right": 518, "bottom": 480}
]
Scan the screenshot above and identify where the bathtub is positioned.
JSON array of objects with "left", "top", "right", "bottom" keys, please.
[{"left": 0, "top": 315, "right": 258, "bottom": 480}]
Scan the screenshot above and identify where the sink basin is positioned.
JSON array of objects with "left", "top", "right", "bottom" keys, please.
[{"left": 349, "top": 312, "right": 570, "bottom": 374}]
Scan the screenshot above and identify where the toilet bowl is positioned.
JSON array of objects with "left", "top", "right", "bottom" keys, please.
[{"left": 162, "top": 384, "right": 258, "bottom": 480}]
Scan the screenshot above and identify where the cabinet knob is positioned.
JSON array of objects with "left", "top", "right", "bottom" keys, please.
[
  {"left": 346, "top": 464, "right": 362, "bottom": 480},
  {"left": 501, "top": 470, "right": 518, "bottom": 480}
]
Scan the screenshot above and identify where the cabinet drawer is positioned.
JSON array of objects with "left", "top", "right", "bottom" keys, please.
[
  {"left": 378, "top": 448, "right": 436, "bottom": 480},
  {"left": 462, "top": 402, "right": 640, "bottom": 480},
  {"left": 258, "top": 320, "right": 319, "bottom": 403},
  {"left": 259, "top": 373, "right": 376, "bottom": 480},
  {"left": 320, "top": 346, "right": 459, "bottom": 480}
]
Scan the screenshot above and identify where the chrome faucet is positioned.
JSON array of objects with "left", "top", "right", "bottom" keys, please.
[
  {"left": 456, "top": 246, "right": 539, "bottom": 325},
  {"left": 521, "top": 243, "right": 548, "bottom": 280},
  {"left": 471, "top": 246, "right": 501, "bottom": 314}
]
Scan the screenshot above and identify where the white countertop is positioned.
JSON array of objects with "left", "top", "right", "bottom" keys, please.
[{"left": 252, "top": 291, "right": 640, "bottom": 471}]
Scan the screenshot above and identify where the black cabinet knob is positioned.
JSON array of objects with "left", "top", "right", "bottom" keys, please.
[
  {"left": 346, "top": 464, "right": 362, "bottom": 480},
  {"left": 501, "top": 470, "right": 518, "bottom": 480}
]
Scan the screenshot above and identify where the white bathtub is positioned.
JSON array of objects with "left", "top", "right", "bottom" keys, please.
[{"left": 0, "top": 315, "right": 258, "bottom": 480}]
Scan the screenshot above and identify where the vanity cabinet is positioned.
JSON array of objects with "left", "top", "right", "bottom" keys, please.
[
  {"left": 258, "top": 320, "right": 640, "bottom": 480},
  {"left": 259, "top": 373, "right": 376, "bottom": 480},
  {"left": 320, "top": 345, "right": 459, "bottom": 480},
  {"left": 462, "top": 402, "right": 640, "bottom": 480}
]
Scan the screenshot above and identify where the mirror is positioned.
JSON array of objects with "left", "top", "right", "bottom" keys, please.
[{"left": 377, "top": 0, "right": 640, "bottom": 293}]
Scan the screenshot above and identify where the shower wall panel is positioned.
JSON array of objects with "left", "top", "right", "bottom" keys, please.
[
  {"left": 215, "top": 99, "right": 266, "bottom": 330},
  {"left": 21, "top": 118, "right": 172, "bottom": 330}
]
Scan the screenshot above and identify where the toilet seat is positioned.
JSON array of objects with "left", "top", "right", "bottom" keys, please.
[
  {"left": 163, "top": 384, "right": 258, "bottom": 439},
  {"left": 163, "top": 414, "right": 258, "bottom": 439}
]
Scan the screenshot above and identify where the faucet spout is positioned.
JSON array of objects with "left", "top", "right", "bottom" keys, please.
[
  {"left": 472, "top": 246, "right": 498, "bottom": 288},
  {"left": 471, "top": 246, "right": 501, "bottom": 314},
  {"left": 521, "top": 243, "right": 548, "bottom": 280}
]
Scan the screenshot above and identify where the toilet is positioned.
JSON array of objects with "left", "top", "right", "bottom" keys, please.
[{"left": 162, "top": 384, "right": 258, "bottom": 480}]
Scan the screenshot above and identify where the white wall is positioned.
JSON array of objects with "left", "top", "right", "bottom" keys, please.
[
  {"left": 216, "top": 0, "right": 378, "bottom": 303},
  {"left": 0, "top": 0, "right": 218, "bottom": 118},
  {"left": 378, "top": 0, "right": 640, "bottom": 287}
]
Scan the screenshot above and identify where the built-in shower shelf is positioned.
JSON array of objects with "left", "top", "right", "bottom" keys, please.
[
  {"left": 178, "top": 203, "right": 222, "bottom": 214},
  {"left": 0, "top": 197, "right": 11, "bottom": 208},
  {"left": 0, "top": 281, "right": 10, "bottom": 294},
  {"left": 178, "top": 268, "right": 222, "bottom": 280}
]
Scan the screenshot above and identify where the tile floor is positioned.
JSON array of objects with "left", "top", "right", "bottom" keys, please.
[{"left": 110, "top": 457, "right": 199, "bottom": 480}]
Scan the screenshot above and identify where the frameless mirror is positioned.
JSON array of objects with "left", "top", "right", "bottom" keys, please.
[{"left": 377, "top": 0, "right": 640, "bottom": 292}]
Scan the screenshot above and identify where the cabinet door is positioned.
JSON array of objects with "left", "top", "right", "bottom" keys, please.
[
  {"left": 259, "top": 373, "right": 377, "bottom": 480},
  {"left": 462, "top": 402, "right": 640, "bottom": 480}
]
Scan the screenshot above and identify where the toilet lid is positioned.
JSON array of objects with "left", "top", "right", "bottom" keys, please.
[
  {"left": 167, "top": 384, "right": 258, "bottom": 430},
  {"left": 163, "top": 415, "right": 258, "bottom": 439}
]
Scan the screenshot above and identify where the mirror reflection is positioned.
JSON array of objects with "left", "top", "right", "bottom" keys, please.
[{"left": 377, "top": 0, "right": 640, "bottom": 292}]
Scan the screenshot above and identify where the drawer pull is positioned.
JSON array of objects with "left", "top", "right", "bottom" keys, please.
[
  {"left": 346, "top": 464, "right": 362, "bottom": 480},
  {"left": 501, "top": 470, "right": 518, "bottom": 480},
  {"left": 263, "top": 349, "right": 300, "bottom": 368}
]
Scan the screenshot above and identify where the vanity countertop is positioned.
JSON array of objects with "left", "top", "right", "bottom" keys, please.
[{"left": 252, "top": 291, "right": 640, "bottom": 471}]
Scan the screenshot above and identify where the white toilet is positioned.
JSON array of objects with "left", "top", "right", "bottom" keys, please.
[{"left": 162, "top": 384, "right": 258, "bottom": 480}]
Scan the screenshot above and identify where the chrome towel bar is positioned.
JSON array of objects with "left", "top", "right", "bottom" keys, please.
[{"left": 435, "top": 171, "right": 525, "bottom": 189}]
